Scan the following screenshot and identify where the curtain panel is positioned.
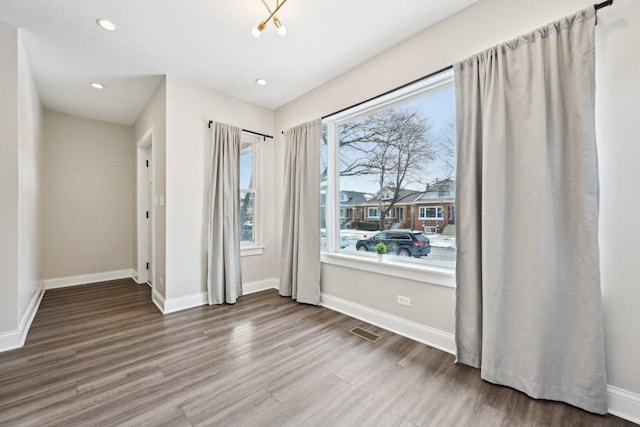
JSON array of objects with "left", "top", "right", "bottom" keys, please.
[
  {"left": 207, "top": 122, "right": 243, "bottom": 305},
  {"left": 280, "top": 119, "right": 322, "bottom": 305},
  {"left": 454, "top": 7, "right": 607, "bottom": 414}
]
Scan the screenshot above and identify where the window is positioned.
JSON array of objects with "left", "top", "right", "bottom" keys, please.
[
  {"left": 240, "top": 133, "right": 260, "bottom": 251},
  {"left": 368, "top": 207, "right": 391, "bottom": 219},
  {"left": 419, "top": 206, "right": 444, "bottom": 220},
  {"left": 321, "top": 69, "right": 456, "bottom": 271}
]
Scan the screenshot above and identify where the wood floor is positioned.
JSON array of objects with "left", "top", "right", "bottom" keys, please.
[{"left": 0, "top": 279, "right": 634, "bottom": 427}]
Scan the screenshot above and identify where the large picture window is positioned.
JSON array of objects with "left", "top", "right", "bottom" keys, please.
[{"left": 321, "top": 69, "right": 456, "bottom": 270}]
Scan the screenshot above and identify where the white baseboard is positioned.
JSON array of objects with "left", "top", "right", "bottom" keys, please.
[
  {"left": 151, "top": 288, "right": 166, "bottom": 314},
  {"left": 319, "top": 293, "right": 455, "bottom": 355},
  {"left": 164, "top": 292, "right": 208, "bottom": 314},
  {"left": 607, "top": 385, "right": 640, "bottom": 424},
  {"left": 153, "top": 278, "right": 280, "bottom": 315},
  {"left": 44, "top": 269, "right": 136, "bottom": 289},
  {"left": 319, "top": 292, "right": 640, "bottom": 424},
  {"left": 243, "top": 278, "right": 279, "bottom": 295},
  {"left": 0, "top": 286, "right": 45, "bottom": 353}
]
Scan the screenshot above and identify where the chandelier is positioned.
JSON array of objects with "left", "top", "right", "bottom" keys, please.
[{"left": 251, "top": 0, "right": 288, "bottom": 37}]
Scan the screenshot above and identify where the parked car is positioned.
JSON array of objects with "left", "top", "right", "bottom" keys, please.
[
  {"left": 356, "top": 231, "right": 431, "bottom": 257},
  {"left": 320, "top": 229, "right": 350, "bottom": 249}
]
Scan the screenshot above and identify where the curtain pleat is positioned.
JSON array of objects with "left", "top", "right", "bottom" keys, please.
[
  {"left": 454, "top": 7, "right": 608, "bottom": 414},
  {"left": 207, "top": 122, "right": 242, "bottom": 305},
  {"left": 280, "top": 119, "right": 322, "bottom": 305}
]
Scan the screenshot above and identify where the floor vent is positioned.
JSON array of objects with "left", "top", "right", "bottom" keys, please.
[{"left": 349, "top": 326, "right": 381, "bottom": 343}]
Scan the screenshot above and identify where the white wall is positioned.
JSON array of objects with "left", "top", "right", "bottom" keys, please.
[
  {"left": 164, "top": 76, "right": 276, "bottom": 300},
  {"left": 42, "top": 110, "right": 135, "bottom": 280},
  {"left": 0, "top": 22, "right": 20, "bottom": 333},
  {"left": 274, "top": 0, "right": 640, "bottom": 397},
  {"left": 17, "top": 29, "right": 43, "bottom": 320},
  {"left": 134, "top": 78, "right": 167, "bottom": 297},
  {"left": 0, "top": 22, "right": 43, "bottom": 346},
  {"left": 595, "top": 0, "right": 640, "bottom": 396}
]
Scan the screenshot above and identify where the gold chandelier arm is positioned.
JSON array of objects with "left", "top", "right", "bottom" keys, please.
[
  {"left": 261, "top": 0, "right": 288, "bottom": 27},
  {"left": 260, "top": 0, "right": 273, "bottom": 14}
]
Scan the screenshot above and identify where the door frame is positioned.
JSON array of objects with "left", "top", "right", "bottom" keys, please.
[{"left": 136, "top": 128, "right": 154, "bottom": 287}]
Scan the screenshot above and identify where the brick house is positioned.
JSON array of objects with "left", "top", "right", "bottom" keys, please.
[
  {"left": 321, "top": 190, "right": 372, "bottom": 229},
  {"left": 411, "top": 178, "right": 455, "bottom": 234},
  {"left": 338, "top": 191, "right": 370, "bottom": 228},
  {"left": 323, "top": 180, "right": 455, "bottom": 234},
  {"left": 361, "top": 187, "right": 423, "bottom": 229}
]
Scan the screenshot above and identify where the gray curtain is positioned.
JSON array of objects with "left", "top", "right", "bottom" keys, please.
[
  {"left": 454, "top": 7, "right": 607, "bottom": 414},
  {"left": 207, "top": 122, "right": 242, "bottom": 305},
  {"left": 280, "top": 119, "right": 322, "bottom": 305}
]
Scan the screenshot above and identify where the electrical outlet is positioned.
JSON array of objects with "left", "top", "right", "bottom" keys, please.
[{"left": 397, "top": 295, "right": 411, "bottom": 306}]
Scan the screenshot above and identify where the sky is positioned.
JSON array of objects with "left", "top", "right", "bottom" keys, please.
[{"left": 328, "top": 87, "right": 456, "bottom": 194}]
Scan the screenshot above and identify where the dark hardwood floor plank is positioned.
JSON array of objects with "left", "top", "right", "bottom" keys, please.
[{"left": 0, "top": 279, "right": 635, "bottom": 427}]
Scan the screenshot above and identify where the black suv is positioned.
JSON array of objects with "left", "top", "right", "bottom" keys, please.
[{"left": 356, "top": 231, "right": 431, "bottom": 257}]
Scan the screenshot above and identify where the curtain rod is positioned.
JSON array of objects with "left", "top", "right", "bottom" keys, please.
[
  {"left": 282, "top": 0, "right": 613, "bottom": 133},
  {"left": 594, "top": 0, "right": 613, "bottom": 11},
  {"left": 208, "top": 120, "right": 274, "bottom": 141},
  {"left": 321, "top": 65, "right": 453, "bottom": 121},
  {"left": 319, "top": 0, "right": 613, "bottom": 122}
]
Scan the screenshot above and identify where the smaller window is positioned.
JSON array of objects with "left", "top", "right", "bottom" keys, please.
[
  {"left": 339, "top": 208, "right": 346, "bottom": 218},
  {"left": 240, "top": 135, "right": 259, "bottom": 246},
  {"left": 381, "top": 190, "right": 392, "bottom": 200},
  {"left": 419, "top": 206, "right": 444, "bottom": 220}
]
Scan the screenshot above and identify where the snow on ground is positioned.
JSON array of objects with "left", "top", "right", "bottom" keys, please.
[{"left": 339, "top": 229, "right": 456, "bottom": 249}]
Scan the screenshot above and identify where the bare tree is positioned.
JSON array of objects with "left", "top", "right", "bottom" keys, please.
[
  {"left": 338, "top": 108, "right": 437, "bottom": 230},
  {"left": 435, "top": 120, "right": 456, "bottom": 180},
  {"left": 320, "top": 120, "right": 381, "bottom": 184}
]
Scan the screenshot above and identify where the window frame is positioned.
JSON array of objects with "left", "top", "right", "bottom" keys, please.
[
  {"left": 322, "top": 68, "right": 455, "bottom": 287},
  {"left": 419, "top": 206, "right": 444, "bottom": 220},
  {"left": 367, "top": 207, "right": 393, "bottom": 219},
  {"left": 239, "top": 132, "right": 264, "bottom": 256}
]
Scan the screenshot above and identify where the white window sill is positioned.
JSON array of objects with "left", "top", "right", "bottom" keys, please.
[
  {"left": 320, "top": 252, "right": 455, "bottom": 288},
  {"left": 241, "top": 245, "right": 265, "bottom": 257}
]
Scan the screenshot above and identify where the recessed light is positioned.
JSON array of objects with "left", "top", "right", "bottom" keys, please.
[
  {"left": 256, "top": 78, "right": 267, "bottom": 86},
  {"left": 90, "top": 82, "right": 105, "bottom": 90},
  {"left": 96, "top": 18, "right": 118, "bottom": 32}
]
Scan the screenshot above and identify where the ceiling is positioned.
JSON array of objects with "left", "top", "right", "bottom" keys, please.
[{"left": 0, "top": 0, "right": 477, "bottom": 125}]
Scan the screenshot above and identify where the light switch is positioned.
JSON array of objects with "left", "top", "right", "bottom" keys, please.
[{"left": 160, "top": 195, "right": 164, "bottom": 206}]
